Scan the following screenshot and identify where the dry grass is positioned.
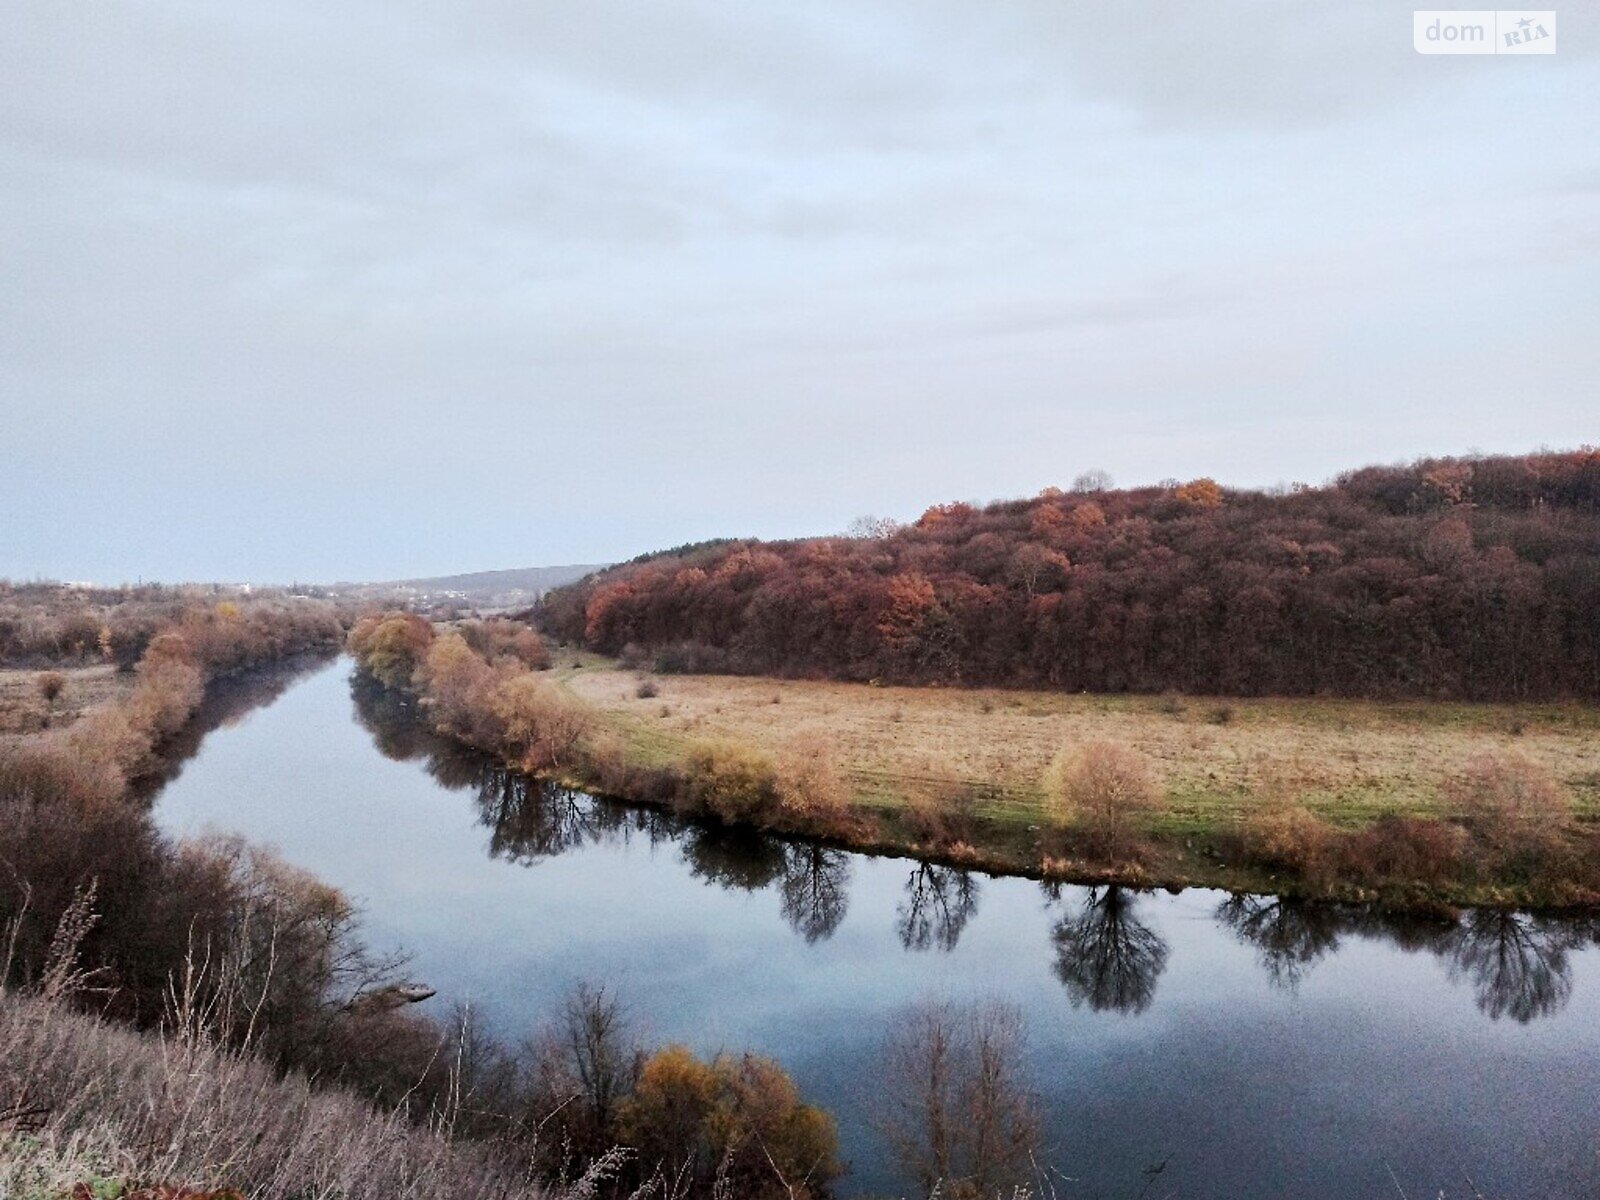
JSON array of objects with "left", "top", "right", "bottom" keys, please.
[
  {"left": 0, "top": 665, "right": 132, "bottom": 741},
  {"left": 0, "top": 992, "right": 566, "bottom": 1200},
  {"left": 559, "top": 661, "right": 1600, "bottom": 835}
]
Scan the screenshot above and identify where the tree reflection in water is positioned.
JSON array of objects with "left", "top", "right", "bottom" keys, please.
[
  {"left": 683, "top": 824, "right": 788, "bottom": 891},
  {"left": 479, "top": 771, "right": 602, "bottom": 863},
  {"left": 1215, "top": 894, "right": 1343, "bottom": 992},
  {"left": 1442, "top": 909, "right": 1595, "bottom": 1024},
  {"left": 130, "top": 651, "right": 337, "bottom": 799},
  {"left": 1215, "top": 894, "right": 1597, "bottom": 1024},
  {"left": 897, "top": 863, "right": 979, "bottom": 952},
  {"left": 1048, "top": 885, "right": 1170, "bottom": 1014},
  {"left": 779, "top": 844, "right": 852, "bottom": 943},
  {"left": 349, "top": 667, "right": 1600, "bottom": 1020}
]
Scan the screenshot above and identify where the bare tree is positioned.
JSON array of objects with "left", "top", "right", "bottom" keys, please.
[
  {"left": 1070, "top": 468, "right": 1113, "bottom": 493},
  {"left": 845, "top": 514, "right": 902, "bottom": 539},
  {"left": 877, "top": 998, "right": 1041, "bottom": 1198}
]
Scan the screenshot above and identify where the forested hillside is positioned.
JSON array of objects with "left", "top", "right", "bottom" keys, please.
[{"left": 540, "top": 451, "right": 1600, "bottom": 700}]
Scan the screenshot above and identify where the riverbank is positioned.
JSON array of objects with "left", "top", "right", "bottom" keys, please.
[
  {"left": 3, "top": 598, "right": 843, "bottom": 1200},
  {"left": 343, "top": 613, "right": 1600, "bottom": 908},
  {"left": 549, "top": 658, "right": 1600, "bottom": 909}
]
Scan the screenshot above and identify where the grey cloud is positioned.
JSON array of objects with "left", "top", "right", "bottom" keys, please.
[{"left": 1, "top": 0, "right": 1596, "bottom": 582}]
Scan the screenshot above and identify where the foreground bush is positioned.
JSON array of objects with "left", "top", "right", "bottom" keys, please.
[
  {"left": 877, "top": 998, "right": 1040, "bottom": 1199},
  {"left": 619, "top": 1045, "right": 840, "bottom": 1199}
]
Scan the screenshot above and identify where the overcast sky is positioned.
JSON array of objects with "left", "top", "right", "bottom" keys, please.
[{"left": 2, "top": 1, "right": 1596, "bottom": 583}]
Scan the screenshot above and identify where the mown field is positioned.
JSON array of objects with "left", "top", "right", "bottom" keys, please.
[{"left": 556, "top": 655, "right": 1600, "bottom": 851}]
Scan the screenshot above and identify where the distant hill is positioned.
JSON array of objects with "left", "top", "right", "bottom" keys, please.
[
  {"left": 539, "top": 450, "right": 1600, "bottom": 701},
  {"left": 334, "top": 563, "right": 606, "bottom": 608}
]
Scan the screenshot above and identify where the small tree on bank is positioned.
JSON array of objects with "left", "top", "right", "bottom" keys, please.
[{"left": 1046, "top": 739, "right": 1160, "bottom": 854}]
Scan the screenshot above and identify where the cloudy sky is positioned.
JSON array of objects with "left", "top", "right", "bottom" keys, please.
[{"left": 2, "top": 1, "right": 1596, "bottom": 583}]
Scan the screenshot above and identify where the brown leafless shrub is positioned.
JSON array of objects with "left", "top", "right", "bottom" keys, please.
[
  {"left": 772, "top": 732, "right": 850, "bottom": 822},
  {"left": 489, "top": 675, "right": 592, "bottom": 773},
  {"left": 128, "top": 651, "right": 205, "bottom": 743},
  {"left": 459, "top": 619, "right": 551, "bottom": 672},
  {"left": 1339, "top": 816, "right": 1465, "bottom": 888},
  {"left": 1243, "top": 802, "right": 1338, "bottom": 885},
  {"left": 517, "top": 983, "right": 640, "bottom": 1163},
  {"left": 1046, "top": 740, "right": 1159, "bottom": 854},
  {"left": 1445, "top": 753, "right": 1573, "bottom": 867},
  {"left": 417, "top": 634, "right": 508, "bottom": 749},
  {"left": 35, "top": 671, "right": 66, "bottom": 708}
]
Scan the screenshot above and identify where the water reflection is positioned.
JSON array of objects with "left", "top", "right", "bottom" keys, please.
[
  {"left": 1047, "top": 885, "right": 1170, "bottom": 1014},
  {"left": 133, "top": 652, "right": 337, "bottom": 799},
  {"left": 780, "top": 845, "right": 852, "bottom": 944},
  {"left": 1443, "top": 910, "right": 1594, "bottom": 1024},
  {"left": 349, "top": 670, "right": 1598, "bottom": 1024},
  {"left": 1215, "top": 894, "right": 1343, "bottom": 993},
  {"left": 896, "top": 863, "right": 979, "bottom": 952}
]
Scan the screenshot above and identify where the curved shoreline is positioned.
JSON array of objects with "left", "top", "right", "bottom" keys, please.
[{"left": 353, "top": 656, "right": 1600, "bottom": 914}]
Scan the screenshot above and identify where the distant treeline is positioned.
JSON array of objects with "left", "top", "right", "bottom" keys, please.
[{"left": 540, "top": 451, "right": 1600, "bottom": 700}]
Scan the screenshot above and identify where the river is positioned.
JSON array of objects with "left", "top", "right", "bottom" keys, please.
[{"left": 151, "top": 658, "right": 1600, "bottom": 1198}]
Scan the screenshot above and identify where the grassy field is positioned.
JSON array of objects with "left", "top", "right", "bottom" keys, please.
[
  {"left": 555, "top": 657, "right": 1600, "bottom": 878},
  {"left": 0, "top": 663, "right": 132, "bottom": 743}
]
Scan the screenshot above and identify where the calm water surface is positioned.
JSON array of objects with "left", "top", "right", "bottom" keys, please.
[{"left": 152, "top": 659, "right": 1600, "bottom": 1198}]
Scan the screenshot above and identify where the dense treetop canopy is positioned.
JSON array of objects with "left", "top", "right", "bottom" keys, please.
[{"left": 540, "top": 451, "right": 1600, "bottom": 700}]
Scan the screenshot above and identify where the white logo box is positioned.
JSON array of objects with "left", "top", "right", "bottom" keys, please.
[{"left": 1414, "top": 10, "right": 1556, "bottom": 53}]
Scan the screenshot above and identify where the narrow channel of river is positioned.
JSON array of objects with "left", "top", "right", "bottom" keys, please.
[{"left": 151, "top": 658, "right": 1600, "bottom": 1198}]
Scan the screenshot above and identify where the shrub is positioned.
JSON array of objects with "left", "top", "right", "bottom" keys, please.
[
  {"left": 1339, "top": 815, "right": 1465, "bottom": 888},
  {"left": 0, "top": 740, "right": 123, "bottom": 811},
  {"left": 458, "top": 618, "right": 550, "bottom": 671},
  {"left": 519, "top": 983, "right": 640, "bottom": 1162},
  {"left": 635, "top": 678, "right": 659, "bottom": 699},
  {"left": 1243, "top": 802, "right": 1336, "bottom": 884},
  {"left": 1445, "top": 753, "right": 1572, "bottom": 866},
  {"left": 417, "top": 633, "right": 506, "bottom": 748},
  {"left": 348, "top": 612, "right": 435, "bottom": 690},
  {"left": 771, "top": 732, "right": 851, "bottom": 823},
  {"left": 619, "top": 1046, "right": 840, "bottom": 1199},
  {"left": 902, "top": 764, "right": 983, "bottom": 848},
  {"left": 682, "top": 738, "right": 776, "bottom": 822},
  {"left": 489, "top": 674, "right": 592, "bottom": 773},
  {"left": 877, "top": 998, "right": 1040, "bottom": 1198},
  {"left": 127, "top": 640, "right": 204, "bottom": 742},
  {"left": 35, "top": 671, "right": 66, "bottom": 707},
  {"left": 1046, "top": 740, "right": 1159, "bottom": 850}
]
